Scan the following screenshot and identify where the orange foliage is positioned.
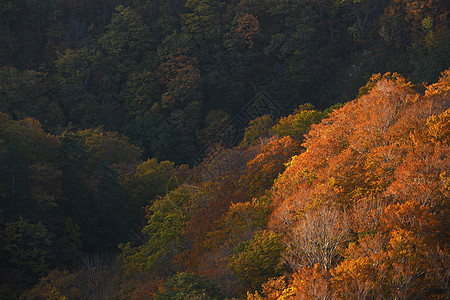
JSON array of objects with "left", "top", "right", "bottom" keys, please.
[
  {"left": 291, "top": 264, "right": 332, "bottom": 300},
  {"left": 332, "top": 257, "right": 375, "bottom": 299},
  {"left": 176, "top": 179, "right": 247, "bottom": 272},
  {"left": 156, "top": 49, "right": 199, "bottom": 86},
  {"left": 173, "top": 145, "right": 260, "bottom": 287},
  {"left": 387, "top": 143, "right": 449, "bottom": 208},
  {"left": 235, "top": 14, "right": 263, "bottom": 48},
  {"left": 240, "top": 136, "right": 302, "bottom": 198},
  {"left": 156, "top": 49, "right": 203, "bottom": 110},
  {"left": 130, "top": 277, "right": 164, "bottom": 300},
  {"left": 271, "top": 71, "right": 448, "bottom": 217},
  {"left": 426, "top": 69, "right": 450, "bottom": 98},
  {"left": 350, "top": 196, "right": 387, "bottom": 234},
  {"left": 266, "top": 70, "right": 449, "bottom": 298},
  {"left": 426, "top": 109, "right": 450, "bottom": 145},
  {"left": 247, "top": 276, "right": 294, "bottom": 300},
  {"left": 383, "top": 200, "right": 441, "bottom": 242}
]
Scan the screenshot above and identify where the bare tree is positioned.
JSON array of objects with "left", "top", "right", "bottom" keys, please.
[
  {"left": 283, "top": 206, "right": 350, "bottom": 271},
  {"left": 76, "top": 253, "right": 121, "bottom": 300}
]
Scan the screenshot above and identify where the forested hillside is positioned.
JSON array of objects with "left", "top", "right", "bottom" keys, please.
[
  {"left": 0, "top": 0, "right": 449, "bottom": 299},
  {"left": 1, "top": 0, "right": 449, "bottom": 164},
  {"left": 0, "top": 71, "right": 447, "bottom": 299}
]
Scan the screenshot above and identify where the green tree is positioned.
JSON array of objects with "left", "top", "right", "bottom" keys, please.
[
  {"left": 0, "top": 67, "right": 64, "bottom": 130},
  {"left": 121, "top": 71, "right": 161, "bottom": 121},
  {"left": 0, "top": 217, "right": 51, "bottom": 296},
  {"left": 58, "top": 131, "right": 93, "bottom": 251},
  {"left": 55, "top": 48, "right": 102, "bottom": 89},
  {"left": 88, "top": 161, "right": 131, "bottom": 252},
  {"left": 124, "top": 158, "right": 189, "bottom": 224},
  {"left": 0, "top": 114, "right": 37, "bottom": 220},
  {"left": 272, "top": 107, "right": 324, "bottom": 141},
  {"left": 155, "top": 272, "right": 224, "bottom": 300},
  {"left": 229, "top": 230, "right": 284, "bottom": 294},
  {"left": 240, "top": 115, "right": 275, "bottom": 146},
  {"left": 156, "top": 50, "right": 204, "bottom": 163},
  {"left": 75, "top": 127, "right": 142, "bottom": 171},
  {"left": 182, "top": 0, "right": 226, "bottom": 47},
  {"left": 120, "top": 186, "right": 193, "bottom": 276},
  {"left": 124, "top": 116, "right": 182, "bottom": 162},
  {"left": 59, "top": 129, "right": 138, "bottom": 252},
  {"left": 99, "top": 5, "right": 153, "bottom": 78}
]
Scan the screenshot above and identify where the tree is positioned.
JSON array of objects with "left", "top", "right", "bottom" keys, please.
[
  {"left": 58, "top": 131, "right": 92, "bottom": 252},
  {"left": 0, "top": 217, "right": 51, "bottom": 295},
  {"left": 272, "top": 108, "right": 324, "bottom": 141},
  {"left": 20, "top": 269, "right": 81, "bottom": 300},
  {"left": 99, "top": 5, "right": 153, "bottom": 72},
  {"left": 196, "top": 109, "right": 231, "bottom": 150},
  {"left": 283, "top": 206, "right": 350, "bottom": 272},
  {"left": 55, "top": 47, "right": 101, "bottom": 90},
  {"left": 120, "top": 186, "right": 193, "bottom": 277},
  {"left": 291, "top": 264, "right": 333, "bottom": 300},
  {"left": 331, "top": 257, "right": 375, "bottom": 299},
  {"left": 246, "top": 276, "right": 294, "bottom": 300},
  {"left": 88, "top": 161, "right": 131, "bottom": 252},
  {"left": 21, "top": 254, "right": 123, "bottom": 300},
  {"left": 337, "top": 0, "right": 383, "bottom": 42},
  {"left": 121, "top": 71, "right": 161, "bottom": 121},
  {"left": 156, "top": 272, "right": 224, "bottom": 300},
  {"left": 229, "top": 230, "right": 284, "bottom": 294},
  {"left": 240, "top": 136, "right": 302, "bottom": 198},
  {"left": 182, "top": 0, "right": 227, "bottom": 49},
  {"left": 240, "top": 115, "right": 275, "bottom": 146},
  {"left": 124, "top": 116, "right": 182, "bottom": 163},
  {"left": 124, "top": 158, "right": 189, "bottom": 224},
  {"left": 75, "top": 127, "right": 142, "bottom": 171},
  {"left": 268, "top": 70, "right": 449, "bottom": 299},
  {"left": 156, "top": 49, "right": 204, "bottom": 163},
  {"left": 0, "top": 67, "right": 64, "bottom": 130}
]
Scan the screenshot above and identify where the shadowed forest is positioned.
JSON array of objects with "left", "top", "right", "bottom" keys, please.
[{"left": 0, "top": 0, "right": 449, "bottom": 299}]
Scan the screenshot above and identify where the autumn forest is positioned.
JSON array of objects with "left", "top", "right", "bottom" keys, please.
[{"left": 0, "top": 0, "right": 449, "bottom": 299}]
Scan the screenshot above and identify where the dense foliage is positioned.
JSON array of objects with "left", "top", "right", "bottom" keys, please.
[
  {"left": 0, "top": 70, "right": 448, "bottom": 298},
  {"left": 0, "top": 0, "right": 448, "bottom": 164},
  {"left": 0, "top": 0, "right": 449, "bottom": 299}
]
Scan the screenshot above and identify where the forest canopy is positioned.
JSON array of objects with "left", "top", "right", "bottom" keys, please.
[
  {"left": 0, "top": 0, "right": 448, "bottom": 164},
  {"left": 0, "top": 0, "right": 449, "bottom": 299},
  {"left": 0, "top": 70, "right": 447, "bottom": 299}
]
